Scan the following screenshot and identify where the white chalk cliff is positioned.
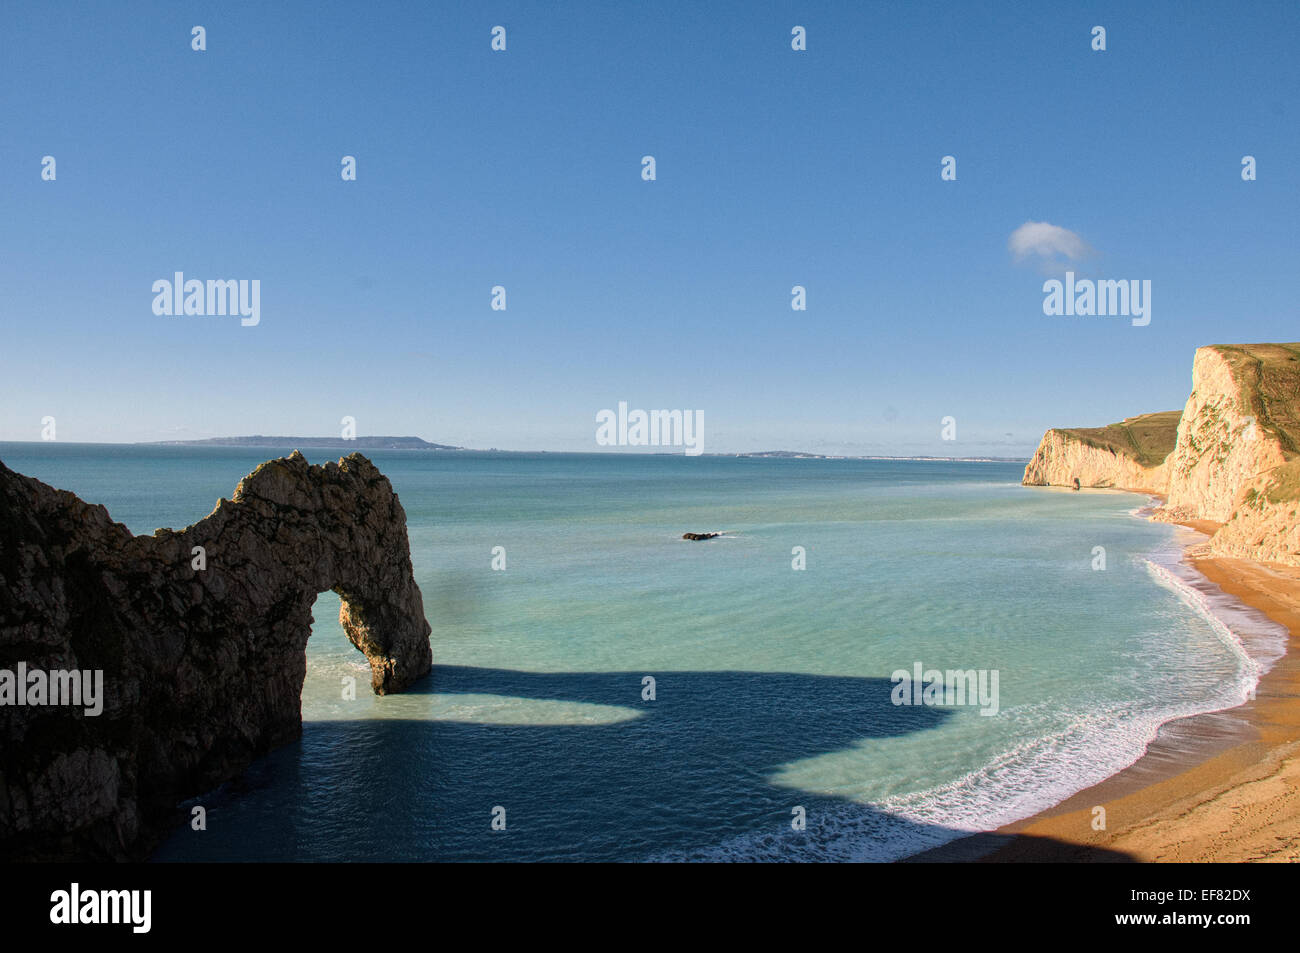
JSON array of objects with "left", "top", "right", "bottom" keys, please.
[{"left": 1024, "top": 343, "right": 1300, "bottom": 567}]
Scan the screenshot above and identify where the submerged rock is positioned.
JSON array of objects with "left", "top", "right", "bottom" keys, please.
[{"left": 0, "top": 451, "right": 432, "bottom": 860}]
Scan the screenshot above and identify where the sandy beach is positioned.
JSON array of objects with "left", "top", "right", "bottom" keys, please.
[{"left": 913, "top": 531, "right": 1300, "bottom": 863}]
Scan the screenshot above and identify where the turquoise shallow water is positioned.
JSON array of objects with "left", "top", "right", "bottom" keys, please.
[{"left": 1, "top": 444, "right": 1286, "bottom": 861}]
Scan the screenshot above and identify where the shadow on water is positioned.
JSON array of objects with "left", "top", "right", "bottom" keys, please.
[{"left": 153, "top": 665, "right": 1135, "bottom": 862}]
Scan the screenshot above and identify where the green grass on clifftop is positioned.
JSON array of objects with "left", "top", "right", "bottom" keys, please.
[
  {"left": 1211, "top": 343, "right": 1300, "bottom": 454},
  {"left": 1213, "top": 343, "right": 1300, "bottom": 503},
  {"left": 1060, "top": 411, "right": 1183, "bottom": 469}
]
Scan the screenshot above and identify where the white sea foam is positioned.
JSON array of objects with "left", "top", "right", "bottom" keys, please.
[
  {"left": 654, "top": 530, "right": 1289, "bottom": 863},
  {"left": 1141, "top": 560, "right": 1261, "bottom": 702},
  {"left": 653, "top": 702, "right": 1211, "bottom": 862},
  {"left": 1128, "top": 497, "right": 1161, "bottom": 518}
]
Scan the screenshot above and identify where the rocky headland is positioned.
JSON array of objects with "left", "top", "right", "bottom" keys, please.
[
  {"left": 0, "top": 451, "right": 432, "bottom": 860},
  {"left": 1024, "top": 343, "right": 1300, "bottom": 567}
]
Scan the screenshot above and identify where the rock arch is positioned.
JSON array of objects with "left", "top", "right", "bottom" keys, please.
[{"left": 0, "top": 451, "right": 432, "bottom": 860}]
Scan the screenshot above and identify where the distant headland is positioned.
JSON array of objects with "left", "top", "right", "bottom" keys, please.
[
  {"left": 132, "top": 438, "right": 1023, "bottom": 460},
  {"left": 144, "top": 436, "right": 465, "bottom": 450}
]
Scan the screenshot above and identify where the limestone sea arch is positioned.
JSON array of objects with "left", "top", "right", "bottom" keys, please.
[{"left": 0, "top": 450, "right": 433, "bottom": 860}]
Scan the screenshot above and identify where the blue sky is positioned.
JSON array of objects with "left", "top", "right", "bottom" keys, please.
[{"left": 1, "top": 1, "right": 1296, "bottom": 455}]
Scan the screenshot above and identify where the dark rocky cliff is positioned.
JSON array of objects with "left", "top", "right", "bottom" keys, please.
[{"left": 0, "top": 451, "right": 432, "bottom": 860}]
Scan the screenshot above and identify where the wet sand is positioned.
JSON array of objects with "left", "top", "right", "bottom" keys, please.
[{"left": 911, "top": 541, "right": 1300, "bottom": 863}]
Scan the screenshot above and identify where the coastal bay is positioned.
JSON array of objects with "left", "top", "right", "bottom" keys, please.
[
  {"left": 915, "top": 548, "right": 1300, "bottom": 862},
  {"left": 955, "top": 342, "right": 1300, "bottom": 862},
  {"left": 5, "top": 443, "right": 1275, "bottom": 862}
]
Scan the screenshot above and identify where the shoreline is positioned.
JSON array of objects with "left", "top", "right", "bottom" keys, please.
[{"left": 910, "top": 517, "right": 1300, "bottom": 863}]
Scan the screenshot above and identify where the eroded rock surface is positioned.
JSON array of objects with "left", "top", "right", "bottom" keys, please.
[
  {"left": 0, "top": 451, "right": 432, "bottom": 860},
  {"left": 1021, "top": 419, "right": 1172, "bottom": 494},
  {"left": 1024, "top": 343, "right": 1300, "bottom": 567}
]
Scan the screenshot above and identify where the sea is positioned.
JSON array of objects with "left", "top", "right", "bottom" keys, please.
[{"left": 0, "top": 443, "right": 1287, "bottom": 862}]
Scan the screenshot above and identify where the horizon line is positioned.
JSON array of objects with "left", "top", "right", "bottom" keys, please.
[{"left": 0, "top": 438, "right": 1030, "bottom": 464}]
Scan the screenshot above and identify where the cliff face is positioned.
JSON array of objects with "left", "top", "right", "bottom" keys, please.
[
  {"left": 1206, "top": 466, "right": 1300, "bottom": 566},
  {"left": 1022, "top": 426, "right": 1169, "bottom": 493},
  {"left": 1024, "top": 343, "right": 1300, "bottom": 568},
  {"left": 1164, "top": 345, "right": 1293, "bottom": 521},
  {"left": 0, "top": 451, "right": 433, "bottom": 860},
  {"left": 1021, "top": 411, "right": 1180, "bottom": 493}
]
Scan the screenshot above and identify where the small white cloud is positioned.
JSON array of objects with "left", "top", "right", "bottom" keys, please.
[{"left": 1008, "top": 221, "right": 1093, "bottom": 264}]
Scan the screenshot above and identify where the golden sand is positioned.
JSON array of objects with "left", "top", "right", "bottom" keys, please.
[
  {"left": 903, "top": 531, "right": 1300, "bottom": 863},
  {"left": 971, "top": 554, "right": 1300, "bottom": 862}
]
